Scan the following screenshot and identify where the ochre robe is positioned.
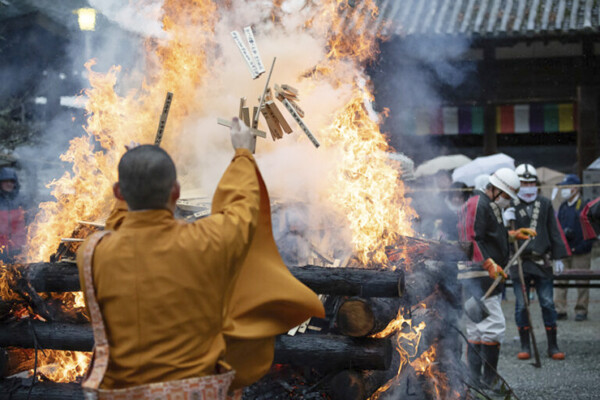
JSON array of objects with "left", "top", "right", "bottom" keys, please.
[{"left": 77, "top": 148, "right": 325, "bottom": 390}]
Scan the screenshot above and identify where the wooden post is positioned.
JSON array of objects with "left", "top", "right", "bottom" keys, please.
[
  {"left": 576, "top": 86, "right": 600, "bottom": 177},
  {"left": 482, "top": 45, "right": 497, "bottom": 155},
  {"left": 483, "top": 102, "right": 497, "bottom": 155}
]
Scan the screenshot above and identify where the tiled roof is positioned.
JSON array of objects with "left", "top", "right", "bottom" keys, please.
[{"left": 378, "top": 0, "right": 600, "bottom": 38}]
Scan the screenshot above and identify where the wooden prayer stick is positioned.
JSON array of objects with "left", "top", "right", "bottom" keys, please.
[
  {"left": 260, "top": 105, "right": 283, "bottom": 140},
  {"left": 154, "top": 92, "right": 173, "bottom": 146},
  {"left": 281, "top": 98, "right": 320, "bottom": 148},
  {"left": 266, "top": 101, "right": 292, "bottom": 134},
  {"left": 254, "top": 57, "right": 277, "bottom": 128},
  {"left": 77, "top": 221, "right": 105, "bottom": 229},
  {"left": 243, "top": 26, "right": 265, "bottom": 74},
  {"left": 231, "top": 31, "right": 260, "bottom": 78}
]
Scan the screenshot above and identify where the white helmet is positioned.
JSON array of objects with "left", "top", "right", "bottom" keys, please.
[
  {"left": 515, "top": 164, "right": 538, "bottom": 182},
  {"left": 489, "top": 168, "right": 520, "bottom": 200}
]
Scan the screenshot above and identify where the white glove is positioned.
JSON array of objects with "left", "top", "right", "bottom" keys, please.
[
  {"left": 554, "top": 260, "right": 564, "bottom": 275},
  {"left": 230, "top": 117, "right": 255, "bottom": 151},
  {"left": 503, "top": 207, "right": 516, "bottom": 227}
]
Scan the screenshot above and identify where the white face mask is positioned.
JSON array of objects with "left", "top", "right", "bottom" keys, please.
[
  {"left": 445, "top": 197, "right": 461, "bottom": 213},
  {"left": 495, "top": 196, "right": 511, "bottom": 210},
  {"left": 560, "top": 188, "right": 572, "bottom": 199},
  {"left": 518, "top": 186, "right": 538, "bottom": 202}
]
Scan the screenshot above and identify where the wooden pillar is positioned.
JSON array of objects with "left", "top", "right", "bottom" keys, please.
[
  {"left": 577, "top": 39, "right": 600, "bottom": 176},
  {"left": 577, "top": 86, "right": 600, "bottom": 176},
  {"left": 483, "top": 103, "right": 497, "bottom": 155},
  {"left": 482, "top": 45, "right": 497, "bottom": 155}
]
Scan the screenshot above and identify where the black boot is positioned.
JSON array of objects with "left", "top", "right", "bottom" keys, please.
[
  {"left": 546, "top": 326, "right": 565, "bottom": 360},
  {"left": 481, "top": 342, "right": 503, "bottom": 393},
  {"left": 517, "top": 327, "right": 531, "bottom": 360},
  {"left": 466, "top": 342, "right": 482, "bottom": 385}
]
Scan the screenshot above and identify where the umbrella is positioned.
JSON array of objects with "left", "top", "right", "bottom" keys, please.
[
  {"left": 414, "top": 154, "right": 472, "bottom": 177},
  {"left": 452, "top": 153, "right": 515, "bottom": 186}
]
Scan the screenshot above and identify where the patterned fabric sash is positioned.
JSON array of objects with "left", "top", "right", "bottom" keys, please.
[{"left": 81, "top": 231, "right": 235, "bottom": 400}]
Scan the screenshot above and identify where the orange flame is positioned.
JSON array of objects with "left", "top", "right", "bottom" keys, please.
[
  {"left": 19, "top": 0, "right": 416, "bottom": 384},
  {"left": 369, "top": 310, "right": 426, "bottom": 399}
]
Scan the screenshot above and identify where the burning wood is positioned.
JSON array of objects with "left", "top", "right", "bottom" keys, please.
[
  {"left": 153, "top": 91, "right": 173, "bottom": 146},
  {"left": 0, "top": 348, "right": 35, "bottom": 377}
]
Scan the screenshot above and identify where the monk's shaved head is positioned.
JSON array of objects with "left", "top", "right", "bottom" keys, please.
[{"left": 118, "top": 145, "right": 177, "bottom": 210}]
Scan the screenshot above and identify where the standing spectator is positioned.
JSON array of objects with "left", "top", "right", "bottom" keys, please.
[
  {"left": 0, "top": 167, "right": 26, "bottom": 263},
  {"left": 555, "top": 174, "right": 593, "bottom": 321},
  {"left": 505, "top": 164, "right": 568, "bottom": 361}
]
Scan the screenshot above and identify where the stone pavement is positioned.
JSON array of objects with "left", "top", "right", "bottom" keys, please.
[{"left": 496, "top": 283, "right": 600, "bottom": 399}]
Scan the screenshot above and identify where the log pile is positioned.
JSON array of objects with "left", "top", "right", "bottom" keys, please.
[{"left": 0, "top": 235, "right": 470, "bottom": 399}]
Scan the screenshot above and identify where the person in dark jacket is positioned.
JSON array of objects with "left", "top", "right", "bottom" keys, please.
[
  {"left": 457, "top": 168, "right": 535, "bottom": 392},
  {"left": 555, "top": 174, "right": 593, "bottom": 321},
  {"left": 0, "top": 167, "right": 26, "bottom": 263},
  {"left": 504, "top": 164, "right": 569, "bottom": 361}
]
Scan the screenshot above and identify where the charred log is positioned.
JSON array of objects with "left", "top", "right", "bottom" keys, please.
[
  {"left": 327, "top": 369, "right": 392, "bottom": 400},
  {"left": 0, "top": 321, "right": 392, "bottom": 370},
  {"left": 0, "top": 378, "right": 83, "bottom": 400},
  {"left": 0, "top": 348, "right": 35, "bottom": 377},
  {"left": 289, "top": 266, "right": 403, "bottom": 297},
  {"left": 21, "top": 262, "right": 405, "bottom": 297},
  {"left": 274, "top": 334, "right": 392, "bottom": 370},
  {"left": 23, "top": 262, "right": 81, "bottom": 292},
  {"left": 0, "top": 321, "right": 93, "bottom": 352},
  {"left": 335, "top": 297, "right": 401, "bottom": 337}
]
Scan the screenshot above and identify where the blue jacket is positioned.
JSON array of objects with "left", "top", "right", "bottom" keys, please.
[{"left": 558, "top": 197, "right": 593, "bottom": 255}]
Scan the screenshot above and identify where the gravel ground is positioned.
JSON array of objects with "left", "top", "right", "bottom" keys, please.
[{"left": 495, "top": 284, "right": 600, "bottom": 400}]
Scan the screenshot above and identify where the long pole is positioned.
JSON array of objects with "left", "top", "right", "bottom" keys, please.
[
  {"left": 253, "top": 57, "right": 276, "bottom": 129},
  {"left": 511, "top": 222, "right": 542, "bottom": 368}
]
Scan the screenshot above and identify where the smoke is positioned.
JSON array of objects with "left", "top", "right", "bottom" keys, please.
[{"left": 371, "top": 34, "right": 473, "bottom": 164}]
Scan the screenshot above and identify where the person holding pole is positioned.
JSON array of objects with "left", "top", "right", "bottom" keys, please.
[
  {"left": 457, "top": 167, "right": 536, "bottom": 392},
  {"left": 504, "top": 164, "right": 568, "bottom": 361}
]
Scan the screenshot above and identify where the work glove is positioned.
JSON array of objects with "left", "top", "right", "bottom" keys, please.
[
  {"left": 483, "top": 258, "right": 508, "bottom": 280},
  {"left": 503, "top": 207, "right": 516, "bottom": 227},
  {"left": 554, "top": 260, "right": 565, "bottom": 275},
  {"left": 508, "top": 227, "right": 537, "bottom": 241}
]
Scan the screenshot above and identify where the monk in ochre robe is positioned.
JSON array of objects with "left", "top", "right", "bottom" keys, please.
[{"left": 77, "top": 119, "right": 325, "bottom": 394}]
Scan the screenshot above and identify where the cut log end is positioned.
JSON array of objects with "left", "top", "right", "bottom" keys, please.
[{"left": 337, "top": 298, "right": 375, "bottom": 337}]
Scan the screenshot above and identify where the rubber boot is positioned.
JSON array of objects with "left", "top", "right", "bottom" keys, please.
[
  {"left": 546, "top": 326, "right": 565, "bottom": 360},
  {"left": 481, "top": 342, "right": 504, "bottom": 393},
  {"left": 466, "top": 342, "right": 482, "bottom": 385},
  {"left": 517, "top": 326, "right": 531, "bottom": 360}
]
